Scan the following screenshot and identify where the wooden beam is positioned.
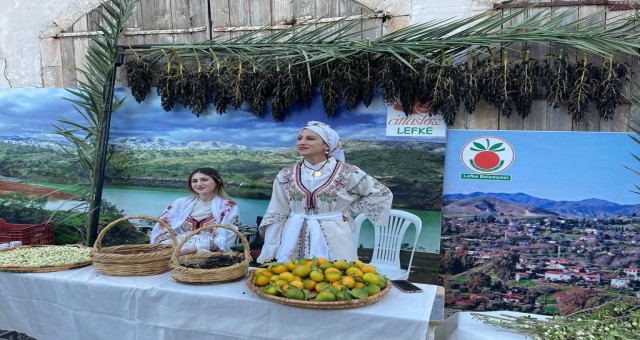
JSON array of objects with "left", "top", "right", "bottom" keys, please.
[
  {"left": 213, "top": 13, "right": 389, "bottom": 32},
  {"left": 493, "top": 0, "right": 637, "bottom": 11},
  {"left": 54, "top": 27, "right": 207, "bottom": 38}
]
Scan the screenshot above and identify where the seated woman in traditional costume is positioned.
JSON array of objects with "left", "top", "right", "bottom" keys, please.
[{"left": 150, "top": 167, "right": 241, "bottom": 255}]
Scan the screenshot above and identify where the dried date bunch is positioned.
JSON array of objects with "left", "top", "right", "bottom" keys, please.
[
  {"left": 248, "top": 64, "right": 273, "bottom": 117},
  {"left": 156, "top": 51, "right": 179, "bottom": 112},
  {"left": 124, "top": 56, "right": 153, "bottom": 103},
  {"left": 568, "top": 53, "right": 598, "bottom": 124},
  {"left": 460, "top": 53, "right": 481, "bottom": 115},
  {"left": 207, "top": 54, "right": 230, "bottom": 114},
  {"left": 595, "top": 56, "right": 629, "bottom": 120},
  {"left": 377, "top": 55, "right": 405, "bottom": 107},
  {"left": 270, "top": 59, "right": 310, "bottom": 121},
  {"left": 315, "top": 61, "right": 341, "bottom": 117},
  {"left": 429, "top": 52, "right": 463, "bottom": 125},
  {"left": 545, "top": 51, "right": 575, "bottom": 109},
  {"left": 223, "top": 58, "right": 254, "bottom": 110},
  {"left": 182, "top": 50, "right": 211, "bottom": 117}
]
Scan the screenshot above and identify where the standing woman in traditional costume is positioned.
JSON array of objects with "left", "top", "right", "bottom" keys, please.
[
  {"left": 257, "top": 121, "right": 393, "bottom": 263},
  {"left": 150, "top": 167, "right": 241, "bottom": 255}
]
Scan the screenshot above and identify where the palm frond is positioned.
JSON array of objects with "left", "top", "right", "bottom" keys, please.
[{"left": 55, "top": 0, "right": 138, "bottom": 244}]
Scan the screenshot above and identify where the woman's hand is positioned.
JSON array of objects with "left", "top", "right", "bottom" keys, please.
[{"left": 179, "top": 247, "right": 197, "bottom": 256}]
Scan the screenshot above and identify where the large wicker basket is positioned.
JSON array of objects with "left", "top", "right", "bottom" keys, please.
[
  {"left": 92, "top": 215, "right": 176, "bottom": 276},
  {"left": 246, "top": 270, "right": 392, "bottom": 310},
  {"left": 171, "top": 224, "right": 251, "bottom": 284}
]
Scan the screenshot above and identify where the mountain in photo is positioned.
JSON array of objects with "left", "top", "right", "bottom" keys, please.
[{"left": 443, "top": 192, "right": 640, "bottom": 218}]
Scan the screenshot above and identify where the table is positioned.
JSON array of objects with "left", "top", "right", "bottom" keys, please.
[
  {"left": 434, "top": 311, "right": 549, "bottom": 340},
  {"left": 0, "top": 266, "right": 443, "bottom": 340}
]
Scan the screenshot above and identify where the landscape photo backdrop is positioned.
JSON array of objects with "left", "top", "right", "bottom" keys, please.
[
  {"left": 0, "top": 87, "right": 445, "bottom": 282},
  {"left": 441, "top": 129, "right": 640, "bottom": 315}
]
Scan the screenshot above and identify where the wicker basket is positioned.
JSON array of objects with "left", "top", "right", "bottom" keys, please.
[
  {"left": 246, "top": 270, "right": 392, "bottom": 310},
  {"left": 171, "top": 224, "right": 251, "bottom": 284},
  {"left": 0, "top": 244, "right": 92, "bottom": 273},
  {"left": 92, "top": 215, "right": 176, "bottom": 276}
]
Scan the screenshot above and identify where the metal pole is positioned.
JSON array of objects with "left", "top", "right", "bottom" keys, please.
[{"left": 86, "top": 47, "right": 124, "bottom": 246}]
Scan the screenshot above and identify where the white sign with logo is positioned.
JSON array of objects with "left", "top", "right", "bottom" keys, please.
[
  {"left": 460, "top": 136, "right": 515, "bottom": 180},
  {"left": 385, "top": 101, "right": 447, "bottom": 139}
]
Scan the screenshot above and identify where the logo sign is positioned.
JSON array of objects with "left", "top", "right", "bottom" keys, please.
[
  {"left": 460, "top": 136, "right": 514, "bottom": 180},
  {"left": 386, "top": 100, "right": 447, "bottom": 139}
]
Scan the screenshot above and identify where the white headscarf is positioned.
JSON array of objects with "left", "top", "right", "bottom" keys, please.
[{"left": 300, "top": 121, "right": 345, "bottom": 162}]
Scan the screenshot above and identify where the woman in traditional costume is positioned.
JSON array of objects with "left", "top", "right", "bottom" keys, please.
[
  {"left": 150, "top": 167, "right": 241, "bottom": 255},
  {"left": 257, "top": 121, "right": 393, "bottom": 263}
]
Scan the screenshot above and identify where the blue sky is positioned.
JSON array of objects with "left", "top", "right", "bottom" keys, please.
[
  {"left": 2, "top": 87, "right": 637, "bottom": 205},
  {"left": 0, "top": 87, "right": 424, "bottom": 148},
  {"left": 443, "top": 130, "right": 640, "bottom": 205}
]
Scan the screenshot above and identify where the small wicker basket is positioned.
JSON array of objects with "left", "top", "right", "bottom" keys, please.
[
  {"left": 170, "top": 224, "right": 251, "bottom": 284},
  {"left": 92, "top": 215, "right": 176, "bottom": 276}
]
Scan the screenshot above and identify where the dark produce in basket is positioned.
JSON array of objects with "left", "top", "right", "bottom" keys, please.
[{"left": 183, "top": 254, "right": 243, "bottom": 269}]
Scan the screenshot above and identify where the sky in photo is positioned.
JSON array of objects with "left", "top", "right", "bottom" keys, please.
[
  {"left": 0, "top": 87, "right": 434, "bottom": 148},
  {"left": 443, "top": 129, "right": 640, "bottom": 205}
]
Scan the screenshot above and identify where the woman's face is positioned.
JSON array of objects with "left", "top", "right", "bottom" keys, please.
[
  {"left": 190, "top": 172, "right": 218, "bottom": 197},
  {"left": 296, "top": 129, "right": 328, "bottom": 160}
]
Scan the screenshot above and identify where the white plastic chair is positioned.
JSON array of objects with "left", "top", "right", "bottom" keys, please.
[{"left": 354, "top": 209, "right": 422, "bottom": 280}]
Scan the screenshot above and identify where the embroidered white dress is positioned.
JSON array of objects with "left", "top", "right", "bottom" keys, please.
[
  {"left": 257, "top": 157, "right": 393, "bottom": 263},
  {"left": 150, "top": 196, "right": 241, "bottom": 253}
]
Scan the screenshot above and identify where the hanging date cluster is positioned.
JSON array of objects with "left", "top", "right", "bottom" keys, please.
[{"left": 123, "top": 50, "right": 629, "bottom": 125}]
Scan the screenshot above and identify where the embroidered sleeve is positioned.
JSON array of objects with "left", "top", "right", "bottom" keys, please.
[
  {"left": 150, "top": 204, "right": 175, "bottom": 243},
  {"left": 346, "top": 166, "right": 393, "bottom": 228}
]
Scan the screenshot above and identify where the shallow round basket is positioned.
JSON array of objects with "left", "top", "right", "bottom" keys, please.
[
  {"left": 171, "top": 224, "right": 251, "bottom": 284},
  {"left": 0, "top": 244, "right": 92, "bottom": 273},
  {"left": 246, "top": 271, "right": 392, "bottom": 310},
  {"left": 92, "top": 215, "right": 176, "bottom": 276}
]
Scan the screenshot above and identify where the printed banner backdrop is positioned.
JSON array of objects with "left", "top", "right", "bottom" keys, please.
[
  {"left": 441, "top": 129, "right": 640, "bottom": 315},
  {"left": 0, "top": 87, "right": 444, "bottom": 283}
]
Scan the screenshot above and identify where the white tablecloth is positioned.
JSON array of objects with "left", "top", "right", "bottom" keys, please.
[
  {"left": 0, "top": 266, "right": 438, "bottom": 340},
  {"left": 435, "top": 311, "right": 549, "bottom": 340}
]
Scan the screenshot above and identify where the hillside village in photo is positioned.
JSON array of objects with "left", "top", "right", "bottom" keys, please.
[{"left": 441, "top": 192, "right": 640, "bottom": 315}]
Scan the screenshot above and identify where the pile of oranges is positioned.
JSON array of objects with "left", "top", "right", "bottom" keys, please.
[{"left": 250, "top": 257, "right": 387, "bottom": 302}]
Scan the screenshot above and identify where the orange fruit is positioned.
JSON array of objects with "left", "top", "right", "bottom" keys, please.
[
  {"left": 318, "top": 262, "right": 333, "bottom": 271},
  {"left": 325, "top": 271, "right": 341, "bottom": 283},
  {"left": 261, "top": 284, "right": 278, "bottom": 296},
  {"left": 345, "top": 267, "right": 363, "bottom": 278},
  {"left": 302, "top": 279, "right": 316, "bottom": 291},
  {"left": 361, "top": 264, "right": 377, "bottom": 274},
  {"left": 315, "top": 291, "right": 336, "bottom": 302},
  {"left": 309, "top": 270, "right": 324, "bottom": 282},
  {"left": 289, "top": 280, "right": 304, "bottom": 289},
  {"left": 253, "top": 268, "right": 268, "bottom": 276},
  {"left": 270, "top": 264, "right": 288, "bottom": 274},
  {"left": 284, "top": 287, "right": 305, "bottom": 300},
  {"left": 284, "top": 259, "right": 297, "bottom": 271},
  {"left": 331, "top": 281, "right": 345, "bottom": 291},
  {"left": 315, "top": 281, "right": 330, "bottom": 293},
  {"left": 341, "top": 275, "right": 356, "bottom": 289},
  {"left": 324, "top": 267, "right": 341, "bottom": 275},
  {"left": 253, "top": 274, "right": 270, "bottom": 287},
  {"left": 292, "top": 265, "right": 312, "bottom": 278},
  {"left": 333, "top": 260, "right": 350, "bottom": 271},
  {"left": 279, "top": 272, "right": 295, "bottom": 282},
  {"left": 365, "top": 283, "right": 381, "bottom": 296},
  {"left": 362, "top": 272, "right": 379, "bottom": 285},
  {"left": 316, "top": 257, "right": 329, "bottom": 266}
]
